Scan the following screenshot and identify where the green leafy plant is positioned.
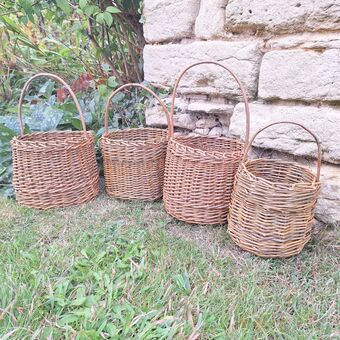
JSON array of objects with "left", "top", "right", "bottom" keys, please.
[
  {"left": 0, "top": 0, "right": 149, "bottom": 198},
  {"left": 0, "top": 0, "right": 145, "bottom": 84}
]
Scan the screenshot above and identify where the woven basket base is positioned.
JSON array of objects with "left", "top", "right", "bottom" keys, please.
[
  {"left": 229, "top": 227, "right": 311, "bottom": 258},
  {"left": 15, "top": 176, "right": 100, "bottom": 209}
]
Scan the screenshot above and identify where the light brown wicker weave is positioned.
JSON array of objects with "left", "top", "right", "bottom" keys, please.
[
  {"left": 11, "top": 73, "right": 99, "bottom": 209},
  {"left": 228, "top": 121, "right": 322, "bottom": 258},
  {"left": 163, "top": 61, "right": 250, "bottom": 225},
  {"left": 100, "top": 83, "right": 171, "bottom": 200}
]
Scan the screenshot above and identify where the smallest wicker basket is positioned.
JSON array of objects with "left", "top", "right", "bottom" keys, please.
[
  {"left": 100, "top": 83, "right": 171, "bottom": 200},
  {"left": 228, "top": 121, "right": 322, "bottom": 258}
]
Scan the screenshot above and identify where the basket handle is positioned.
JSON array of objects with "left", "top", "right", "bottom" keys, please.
[
  {"left": 243, "top": 121, "right": 322, "bottom": 181},
  {"left": 104, "top": 83, "right": 172, "bottom": 137},
  {"left": 169, "top": 60, "right": 250, "bottom": 143},
  {"left": 18, "top": 73, "right": 87, "bottom": 136}
]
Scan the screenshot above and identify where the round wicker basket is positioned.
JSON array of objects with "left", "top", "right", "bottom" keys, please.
[
  {"left": 100, "top": 83, "right": 171, "bottom": 200},
  {"left": 11, "top": 73, "right": 99, "bottom": 209},
  {"left": 163, "top": 61, "right": 250, "bottom": 225},
  {"left": 228, "top": 121, "right": 322, "bottom": 258}
]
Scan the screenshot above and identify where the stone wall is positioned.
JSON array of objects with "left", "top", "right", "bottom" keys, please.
[{"left": 142, "top": 0, "right": 340, "bottom": 224}]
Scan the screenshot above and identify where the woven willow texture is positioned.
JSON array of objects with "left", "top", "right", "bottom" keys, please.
[
  {"left": 163, "top": 61, "right": 250, "bottom": 225},
  {"left": 228, "top": 122, "right": 322, "bottom": 258},
  {"left": 100, "top": 83, "right": 171, "bottom": 200},
  {"left": 12, "top": 73, "right": 99, "bottom": 209},
  {"left": 164, "top": 136, "right": 244, "bottom": 224}
]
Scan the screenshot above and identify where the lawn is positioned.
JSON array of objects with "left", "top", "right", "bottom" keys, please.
[{"left": 0, "top": 194, "right": 338, "bottom": 339}]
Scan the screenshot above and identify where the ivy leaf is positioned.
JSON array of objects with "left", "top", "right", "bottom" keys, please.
[
  {"left": 55, "top": 0, "right": 71, "bottom": 15},
  {"left": 111, "top": 92, "right": 124, "bottom": 103},
  {"left": 108, "top": 76, "right": 118, "bottom": 88},
  {"left": 79, "top": 0, "right": 87, "bottom": 9},
  {"left": 103, "top": 12, "right": 113, "bottom": 27},
  {"left": 96, "top": 13, "right": 105, "bottom": 24},
  {"left": 106, "top": 6, "right": 121, "bottom": 14},
  {"left": 71, "top": 118, "right": 82, "bottom": 131},
  {"left": 83, "top": 5, "right": 100, "bottom": 17}
]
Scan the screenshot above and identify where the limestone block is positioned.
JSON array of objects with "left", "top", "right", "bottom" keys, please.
[
  {"left": 258, "top": 50, "right": 340, "bottom": 101},
  {"left": 316, "top": 164, "right": 340, "bottom": 224},
  {"left": 221, "top": 126, "right": 230, "bottom": 136},
  {"left": 217, "top": 114, "right": 231, "bottom": 126},
  {"left": 225, "top": 0, "right": 340, "bottom": 33},
  {"left": 187, "top": 101, "right": 234, "bottom": 115},
  {"left": 144, "top": 96, "right": 188, "bottom": 126},
  {"left": 145, "top": 106, "right": 168, "bottom": 127},
  {"left": 143, "top": 0, "right": 200, "bottom": 43},
  {"left": 143, "top": 41, "right": 261, "bottom": 99},
  {"left": 230, "top": 103, "right": 340, "bottom": 164},
  {"left": 267, "top": 32, "right": 340, "bottom": 50},
  {"left": 195, "top": 0, "right": 228, "bottom": 39},
  {"left": 209, "top": 126, "right": 223, "bottom": 137},
  {"left": 194, "top": 128, "right": 210, "bottom": 135},
  {"left": 196, "top": 116, "right": 218, "bottom": 129},
  {"left": 145, "top": 106, "right": 197, "bottom": 130},
  {"left": 175, "top": 113, "right": 198, "bottom": 130}
]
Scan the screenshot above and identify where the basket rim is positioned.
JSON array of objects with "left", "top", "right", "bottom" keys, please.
[
  {"left": 101, "top": 127, "right": 168, "bottom": 144},
  {"left": 13, "top": 130, "right": 94, "bottom": 137},
  {"left": 170, "top": 135, "right": 245, "bottom": 158},
  {"left": 241, "top": 158, "right": 320, "bottom": 187},
  {"left": 11, "top": 130, "right": 95, "bottom": 148}
]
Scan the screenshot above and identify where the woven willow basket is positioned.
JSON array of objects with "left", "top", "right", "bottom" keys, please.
[
  {"left": 100, "top": 83, "right": 171, "bottom": 200},
  {"left": 11, "top": 73, "right": 99, "bottom": 209},
  {"left": 228, "top": 121, "right": 322, "bottom": 258},
  {"left": 163, "top": 61, "right": 250, "bottom": 225}
]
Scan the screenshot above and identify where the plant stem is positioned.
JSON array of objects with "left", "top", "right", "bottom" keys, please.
[{"left": 87, "top": 18, "right": 123, "bottom": 84}]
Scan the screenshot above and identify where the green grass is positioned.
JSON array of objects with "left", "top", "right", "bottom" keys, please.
[{"left": 0, "top": 195, "right": 339, "bottom": 339}]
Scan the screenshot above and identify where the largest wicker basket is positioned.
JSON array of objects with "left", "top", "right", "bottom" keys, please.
[
  {"left": 228, "top": 121, "right": 322, "bottom": 258},
  {"left": 11, "top": 73, "right": 99, "bottom": 209},
  {"left": 163, "top": 61, "right": 250, "bottom": 225},
  {"left": 100, "top": 83, "right": 171, "bottom": 200}
]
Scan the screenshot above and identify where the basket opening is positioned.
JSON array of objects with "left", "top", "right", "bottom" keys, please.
[
  {"left": 246, "top": 159, "right": 317, "bottom": 185},
  {"left": 175, "top": 135, "right": 244, "bottom": 155},
  {"left": 105, "top": 128, "right": 167, "bottom": 142},
  {"left": 15, "top": 131, "right": 92, "bottom": 144}
]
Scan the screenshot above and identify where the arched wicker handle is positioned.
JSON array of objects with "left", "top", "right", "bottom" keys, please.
[
  {"left": 243, "top": 121, "right": 322, "bottom": 181},
  {"left": 104, "top": 83, "right": 172, "bottom": 137},
  {"left": 169, "top": 60, "right": 250, "bottom": 142},
  {"left": 18, "top": 73, "right": 87, "bottom": 136}
]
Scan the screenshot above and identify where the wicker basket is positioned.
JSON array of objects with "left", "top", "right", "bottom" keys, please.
[
  {"left": 11, "top": 73, "right": 99, "bottom": 209},
  {"left": 163, "top": 61, "right": 250, "bottom": 225},
  {"left": 228, "top": 121, "right": 322, "bottom": 258},
  {"left": 100, "top": 83, "right": 171, "bottom": 200}
]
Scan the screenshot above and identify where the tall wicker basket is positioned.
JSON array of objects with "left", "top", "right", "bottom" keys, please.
[
  {"left": 228, "top": 121, "right": 322, "bottom": 258},
  {"left": 11, "top": 73, "right": 99, "bottom": 209},
  {"left": 163, "top": 61, "right": 250, "bottom": 225},
  {"left": 100, "top": 83, "right": 171, "bottom": 200}
]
